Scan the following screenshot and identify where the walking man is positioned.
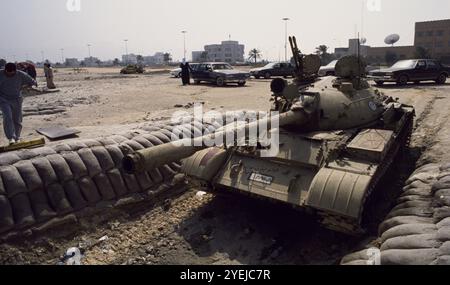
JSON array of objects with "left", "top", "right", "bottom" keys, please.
[
  {"left": 44, "top": 63, "right": 56, "bottom": 89},
  {"left": 0, "top": 63, "right": 37, "bottom": 144}
]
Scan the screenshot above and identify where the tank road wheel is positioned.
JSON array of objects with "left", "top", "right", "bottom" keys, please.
[
  {"left": 216, "top": 77, "right": 225, "bottom": 87},
  {"left": 396, "top": 74, "right": 408, "bottom": 86},
  {"left": 375, "top": 80, "right": 384, "bottom": 86},
  {"left": 264, "top": 72, "right": 271, "bottom": 79},
  {"left": 436, "top": 73, "right": 447, "bottom": 85}
]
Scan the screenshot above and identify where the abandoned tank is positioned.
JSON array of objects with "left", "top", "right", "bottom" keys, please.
[{"left": 123, "top": 37, "right": 415, "bottom": 234}]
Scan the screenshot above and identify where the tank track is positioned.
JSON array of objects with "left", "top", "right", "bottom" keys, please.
[{"left": 317, "top": 112, "right": 415, "bottom": 235}]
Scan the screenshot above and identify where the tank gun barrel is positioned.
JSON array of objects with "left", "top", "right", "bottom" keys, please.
[{"left": 123, "top": 110, "right": 307, "bottom": 173}]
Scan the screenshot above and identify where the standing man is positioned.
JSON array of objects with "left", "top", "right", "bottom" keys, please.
[
  {"left": 0, "top": 63, "right": 37, "bottom": 144},
  {"left": 44, "top": 63, "right": 56, "bottom": 89},
  {"left": 181, "top": 62, "right": 192, "bottom": 86}
]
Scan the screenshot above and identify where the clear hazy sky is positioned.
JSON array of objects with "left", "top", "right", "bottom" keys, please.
[{"left": 1, "top": 0, "right": 449, "bottom": 62}]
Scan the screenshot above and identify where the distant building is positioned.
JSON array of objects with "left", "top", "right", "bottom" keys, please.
[
  {"left": 143, "top": 52, "right": 165, "bottom": 65},
  {"left": 65, "top": 58, "right": 79, "bottom": 67},
  {"left": 193, "top": 40, "right": 245, "bottom": 64},
  {"left": 334, "top": 19, "right": 450, "bottom": 64},
  {"left": 415, "top": 19, "right": 450, "bottom": 62},
  {"left": 83, "top": 57, "right": 101, "bottom": 67},
  {"left": 122, "top": 53, "right": 138, "bottom": 64}
]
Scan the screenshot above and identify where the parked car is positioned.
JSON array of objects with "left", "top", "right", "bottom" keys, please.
[
  {"left": 191, "top": 62, "right": 250, "bottom": 86},
  {"left": 368, "top": 59, "right": 450, "bottom": 86},
  {"left": 318, "top": 60, "right": 338, "bottom": 76},
  {"left": 250, "top": 62, "right": 295, "bottom": 79},
  {"left": 120, "top": 64, "right": 144, "bottom": 74},
  {"left": 170, "top": 63, "right": 199, "bottom": 78}
]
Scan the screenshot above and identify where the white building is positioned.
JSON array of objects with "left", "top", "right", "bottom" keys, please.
[{"left": 194, "top": 40, "right": 245, "bottom": 64}]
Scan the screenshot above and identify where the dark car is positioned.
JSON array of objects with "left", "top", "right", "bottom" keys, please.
[
  {"left": 192, "top": 62, "right": 250, "bottom": 86},
  {"left": 250, "top": 62, "right": 295, "bottom": 79},
  {"left": 368, "top": 59, "right": 450, "bottom": 86}
]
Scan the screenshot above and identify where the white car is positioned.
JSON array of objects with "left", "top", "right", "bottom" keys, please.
[
  {"left": 170, "top": 68, "right": 182, "bottom": 78},
  {"left": 318, "top": 60, "right": 338, "bottom": 77}
]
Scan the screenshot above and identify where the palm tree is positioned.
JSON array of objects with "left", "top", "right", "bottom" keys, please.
[
  {"left": 113, "top": 58, "right": 120, "bottom": 66},
  {"left": 163, "top": 53, "right": 172, "bottom": 64},
  {"left": 248, "top": 49, "right": 262, "bottom": 64},
  {"left": 315, "top": 45, "right": 329, "bottom": 56}
]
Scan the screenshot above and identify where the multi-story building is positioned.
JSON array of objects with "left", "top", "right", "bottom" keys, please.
[
  {"left": 143, "top": 52, "right": 166, "bottom": 65},
  {"left": 193, "top": 40, "right": 245, "bottom": 64},
  {"left": 122, "top": 53, "right": 138, "bottom": 64},
  {"left": 414, "top": 19, "right": 450, "bottom": 61},
  {"left": 83, "top": 57, "right": 101, "bottom": 67}
]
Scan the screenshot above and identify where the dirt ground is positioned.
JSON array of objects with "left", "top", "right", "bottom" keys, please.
[{"left": 0, "top": 68, "right": 449, "bottom": 265}]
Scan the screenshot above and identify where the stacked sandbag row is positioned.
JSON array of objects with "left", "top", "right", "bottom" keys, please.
[
  {"left": 0, "top": 118, "right": 226, "bottom": 236},
  {"left": 341, "top": 163, "right": 450, "bottom": 265}
]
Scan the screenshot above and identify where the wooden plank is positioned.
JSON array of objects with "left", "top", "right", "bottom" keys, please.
[{"left": 0, "top": 138, "right": 46, "bottom": 153}]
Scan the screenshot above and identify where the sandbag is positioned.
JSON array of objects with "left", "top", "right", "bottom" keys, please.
[
  {"left": 380, "top": 234, "right": 441, "bottom": 251},
  {"left": 15, "top": 160, "right": 43, "bottom": 191},
  {"left": 10, "top": 193, "right": 35, "bottom": 227},
  {"left": 386, "top": 207, "right": 434, "bottom": 219},
  {"left": 0, "top": 153, "right": 21, "bottom": 166},
  {"left": 379, "top": 216, "right": 435, "bottom": 234},
  {"left": 104, "top": 145, "right": 124, "bottom": 167},
  {"left": 391, "top": 201, "right": 433, "bottom": 212},
  {"left": 0, "top": 165, "right": 28, "bottom": 198},
  {"left": 381, "top": 249, "right": 439, "bottom": 265},
  {"left": 63, "top": 180, "right": 88, "bottom": 211},
  {"left": 434, "top": 207, "right": 450, "bottom": 220},
  {"left": 46, "top": 184, "right": 73, "bottom": 214},
  {"left": 106, "top": 169, "right": 128, "bottom": 197},
  {"left": 78, "top": 148, "right": 103, "bottom": 177},
  {"left": 31, "top": 157, "right": 59, "bottom": 186},
  {"left": 77, "top": 177, "right": 102, "bottom": 205},
  {"left": 92, "top": 173, "right": 116, "bottom": 200},
  {"left": 135, "top": 172, "right": 154, "bottom": 191},
  {"left": 381, "top": 223, "right": 437, "bottom": 243},
  {"left": 62, "top": 152, "right": 89, "bottom": 179},
  {"left": 0, "top": 195, "right": 14, "bottom": 233},
  {"left": 121, "top": 172, "right": 142, "bottom": 193},
  {"left": 66, "top": 141, "right": 88, "bottom": 151},
  {"left": 91, "top": 147, "right": 115, "bottom": 171},
  {"left": 28, "top": 190, "right": 56, "bottom": 222},
  {"left": 436, "top": 227, "right": 450, "bottom": 241},
  {"left": 47, "top": 154, "right": 74, "bottom": 183}
]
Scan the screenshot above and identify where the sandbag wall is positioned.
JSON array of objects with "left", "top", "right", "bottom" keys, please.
[
  {"left": 0, "top": 118, "right": 226, "bottom": 236},
  {"left": 341, "top": 163, "right": 450, "bottom": 265}
]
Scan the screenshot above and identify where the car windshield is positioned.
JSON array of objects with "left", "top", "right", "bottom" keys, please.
[
  {"left": 391, "top": 60, "right": 417, "bottom": 69},
  {"left": 263, "top": 63, "right": 277, "bottom": 68},
  {"left": 212, "top": 64, "right": 233, "bottom": 70},
  {"left": 326, "top": 60, "right": 338, "bottom": 67}
]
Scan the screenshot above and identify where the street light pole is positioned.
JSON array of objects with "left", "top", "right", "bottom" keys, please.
[
  {"left": 61, "top": 48, "right": 65, "bottom": 63},
  {"left": 282, "top": 18, "right": 290, "bottom": 62},
  {"left": 181, "top": 31, "right": 187, "bottom": 62},
  {"left": 124, "top": 39, "right": 129, "bottom": 64}
]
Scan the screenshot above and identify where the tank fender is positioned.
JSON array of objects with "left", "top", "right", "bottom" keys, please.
[
  {"left": 306, "top": 168, "right": 371, "bottom": 219},
  {"left": 181, "top": 148, "right": 228, "bottom": 182}
]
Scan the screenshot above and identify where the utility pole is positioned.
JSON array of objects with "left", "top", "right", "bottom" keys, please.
[
  {"left": 61, "top": 48, "right": 65, "bottom": 64},
  {"left": 87, "top": 44, "right": 91, "bottom": 58},
  {"left": 282, "top": 18, "right": 290, "bottom": 62},
  {"left": 181, "top": 31, "right": 187, "bottom": 62}
]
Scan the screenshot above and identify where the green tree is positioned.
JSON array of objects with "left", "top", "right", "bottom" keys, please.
[
  {"left": 113, "top": 58, "right": 120, "bottom": 66},
  {"left": 95, "top": 59, "right": 102, "bottom": 66},
  {"left": 315, "top": 45, "right": 335, "bottom": 65},
  {"left": 136, "top": 55, "right": 144, "bottom": 64},
  {"left": 248, "top": 49, "right": 262, "bottom": 64},
  {"left": 385, "top": 51, "right": 398, "bottom": 65},
  {"left": 414, "top": 46, "right": 431, "bottom": 59}
]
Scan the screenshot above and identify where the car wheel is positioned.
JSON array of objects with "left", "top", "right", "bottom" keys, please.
[
  {"left": 216, "top": 77, "right": 225, "bottom": 87},
  {"left": 194, "top": 80, "right": 201, "bottom": 84},
  {"left": 397, "top": 74, "right": 408, "bottom": 86},
  {"left": 178, "top": 72, "right": 182, "bottom": 78},
  {"left": 326, "top": 71, "right": 335, "bottom": 76},
  {"left": 238, "top": 81, "right": 246, "bottom": 87},
  {"left": 375, "top": 81, "right": 384, "bottom": 86},
  {"left": 436, "top": 73, "right": 447, "bottom": 85},
  {"left": 264, "top": 72, "right": 271, "bottom": 79},
  {"left": 255, "top": 75, "right": 260, "bottom": 79}
]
